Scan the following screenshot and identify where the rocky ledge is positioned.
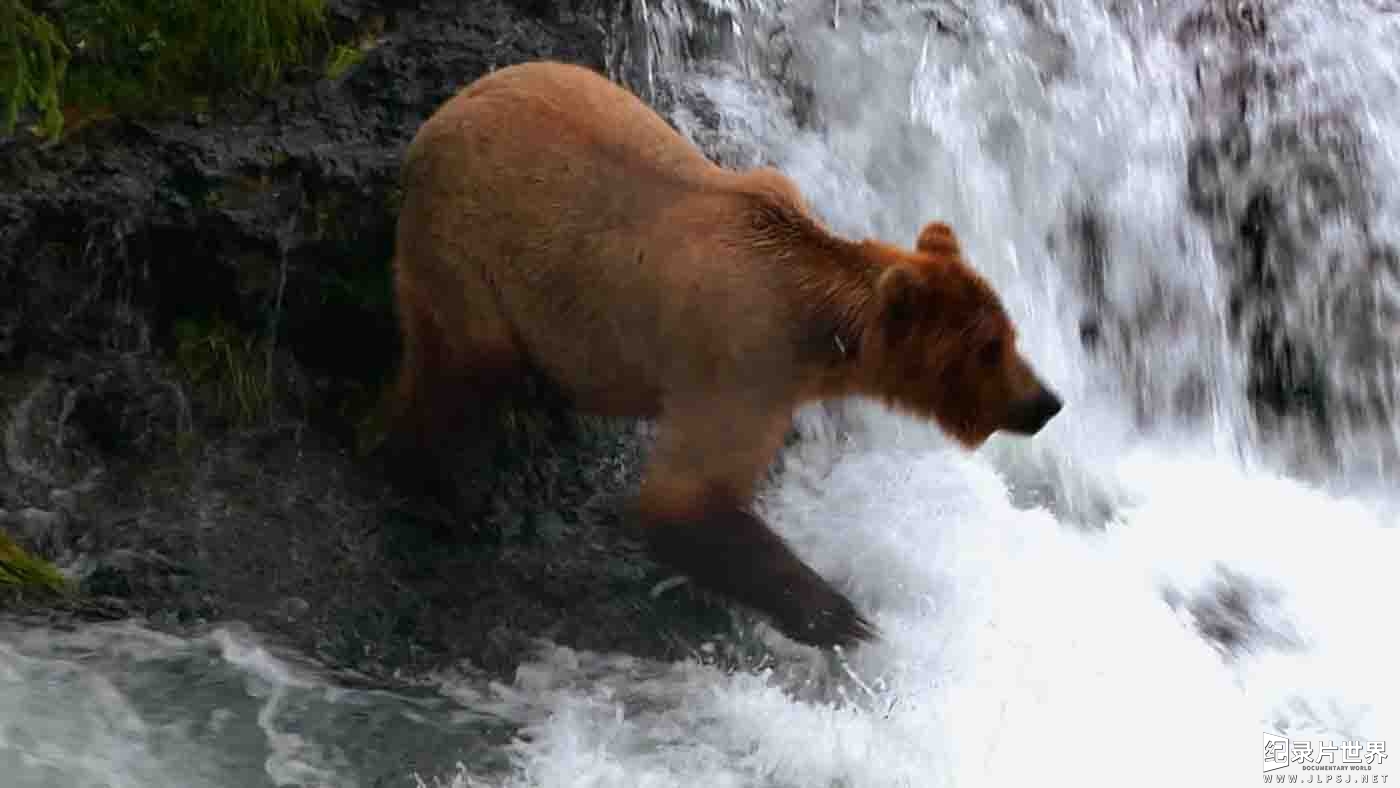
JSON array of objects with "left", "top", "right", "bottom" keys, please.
[{"left": 0, "top": 0, "right": 752, "bottom": 679}]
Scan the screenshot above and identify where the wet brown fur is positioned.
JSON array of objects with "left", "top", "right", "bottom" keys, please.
[{"left": 381, "top": 61, "right": 1060, "bottom": 648}]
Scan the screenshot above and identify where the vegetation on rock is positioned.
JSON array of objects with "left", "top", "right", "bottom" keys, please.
[
  {"left": 2, "top": 0, "right": 329, "bottom": 139},
  {"left": 0, "top": 0, "right": 68, "bottom": 137},
  {"left": 173, "top": 316, "right": 275, "bottom": 427},
  {"left": 325, "top": 43, "right": 367, "bottom": 80},
  {"left": 0, "top": 530, "right": 67, "bottom": 596}
]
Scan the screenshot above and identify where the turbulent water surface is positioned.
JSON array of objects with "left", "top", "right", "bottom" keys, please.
[{"left": 4, "top": 1, "right": 1399, "bottom": 786}]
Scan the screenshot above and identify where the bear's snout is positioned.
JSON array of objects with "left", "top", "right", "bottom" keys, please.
[{"left": 1005, "top": 385, "right": 1062, "bottom": 436}]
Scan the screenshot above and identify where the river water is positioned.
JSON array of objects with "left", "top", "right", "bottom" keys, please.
[{"left": 3, "top": 1, "right": 1398, "bottom": 786}]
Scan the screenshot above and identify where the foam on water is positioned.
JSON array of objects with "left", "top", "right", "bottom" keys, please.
[
  {"left": 0, "top": 622, "right": 518, "bottom": 787},
  {"left": 415, "top": 409, "right": 1395, "bottom": 787}
]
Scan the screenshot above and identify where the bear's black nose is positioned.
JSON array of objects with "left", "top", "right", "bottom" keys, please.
[
  {"left": 1007, "top": 387, "right": 1062, "bottom": 435},
  {"left": 1037, "top": 388, "right": 1063, "bottom": 423}
]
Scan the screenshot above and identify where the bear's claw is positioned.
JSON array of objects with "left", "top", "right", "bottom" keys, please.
[
  {"left": 641, "top": 505, "right": 877, "bottom": 650},
  {"left": 783, "top": 583, "right": 877, "bottom": 649}
]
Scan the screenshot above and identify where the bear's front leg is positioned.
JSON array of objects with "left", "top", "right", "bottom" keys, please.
[{"left": 636, "top": 398, "right": 876, "bottom": 649}]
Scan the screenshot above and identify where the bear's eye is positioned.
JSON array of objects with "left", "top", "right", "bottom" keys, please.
[{"left": 978, "top": 337, "right": 1003, "bottom": 366}]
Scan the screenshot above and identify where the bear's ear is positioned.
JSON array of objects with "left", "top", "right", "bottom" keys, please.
[
  {"left": 877, "top": 264, "right": 927, "bottom": 345},
  {"left": 916, "top": 221, "right": 961, "bottom": 258}
]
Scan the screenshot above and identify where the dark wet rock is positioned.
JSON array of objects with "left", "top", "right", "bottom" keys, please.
[
  {"left": 82, "top": 548, "right": 192, "bottom": 599},
  {"left": 1069, "top": 0, "right": 1396, "bottom": 470},
  {"left": 1162, "top": 566, "right": 1302, "bottom": 660},
  {"left": 1174, "top": 0, "right": 1271, "bottom": 49},
  {"left": 1185, "top": 122, "right": 1252, "bottom": 218},
  {"left": 48, "top": 489, "right": 78, "bottom": 512},
  {"left": 3, "top": 508, "right": 68, "bottom": 563},
  {"left": 276, "top": 596, "right": 312, "bottom": 622},
  {"left": 1245, "top": 316, "right": 1328, "bottom": 428},
  {"left": 1211, "top": 111, "right": 1382, "bottom": 440},
  {"left": 60, "top": 356, "right": 194, "bottom": 463},
  {"left": 0, "top": 0, "right": 753, "bottom": 681}
]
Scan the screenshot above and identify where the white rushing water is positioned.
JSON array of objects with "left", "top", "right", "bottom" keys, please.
[{"left": 4, "top": 1, "right": 1398, "bottom": 786}]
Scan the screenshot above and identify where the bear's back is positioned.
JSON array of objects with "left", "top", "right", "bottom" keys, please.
[
  {"left": 437, "top": 61, "right": 717, "bottom": 188},
  {"left": 400, "top": 61, "right": 728, "bottom": 263}
]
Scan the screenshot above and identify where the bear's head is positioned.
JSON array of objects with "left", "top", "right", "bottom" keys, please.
[{"left": 864, "top": 221, "right": 1062, "bottom": 448}]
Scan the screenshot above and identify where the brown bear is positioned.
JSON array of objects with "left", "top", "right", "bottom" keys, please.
[{"left": 381, "top": 60, "right": 1062, "bottom": 649}]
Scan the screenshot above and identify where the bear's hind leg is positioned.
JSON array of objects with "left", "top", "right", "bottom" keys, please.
[
  {"left": 379, "top": 267, "right": 528, "bottom": 512},
  {"left": 636, "top": 396, "right": 876, "bottom": 649}
]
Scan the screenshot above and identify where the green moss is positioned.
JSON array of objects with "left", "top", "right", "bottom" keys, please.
[
  {"left": 324, "top": 264, "right": 393, "bottom": 314},
  {"left": 0, "top": 1, "right": 70, "bottom": 137},
  {"left": 325, "top": 43, "right": 366, "bottom": 80},
  {"left": 0, "top": 530, "right": 67, "bottom": 596},
  {"left": 174, "top": 316, "right": 273, "bottom": 427},
  {"left": 63, "top": 0, "right": 328, "bottom": 113},
  {"left": 384, "top": 185, "right": 404, "bottom": 216},
  {"left": 2, "top": 0, "right": 329, "bottom": 139}
]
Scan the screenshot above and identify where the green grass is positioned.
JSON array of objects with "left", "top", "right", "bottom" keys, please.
[
  {"left": 174, "top": 317, "right": 274, "bottom": 427},
  {"left": 2, "top": 0, "right": 329, "bottom": 139},
  {"left": 325, "top": 43, "right": 366, "bottom": 80},
  {"left": 0, "top": 530, "right": 67, "bottom": 596},
  {"left": 0, "top": 1, "right": 69, "bottom": 138}
]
